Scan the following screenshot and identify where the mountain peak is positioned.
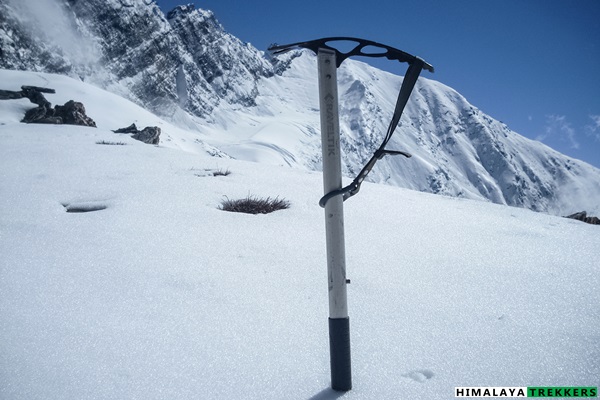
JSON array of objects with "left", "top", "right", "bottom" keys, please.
[
  {"left": 166, "top": 4, "right": 196, "bottom": 19},
  {"left": 166, "top": 4, "right": 214, "bottom": 21}
]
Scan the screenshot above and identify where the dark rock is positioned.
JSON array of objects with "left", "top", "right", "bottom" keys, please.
[
  {"left": 113, "top": 123, "right": 160, "bottom": 144},
  {"left": 53, "top": 100, "right": 96, "bottom": 127},
  {"left": 564, "top": 211, "right": 600, "bottom": 225},
  {"left": 36, "top": 116, "right": 65, "bottom": 124},
  {"left": 565, "top": 211, "right": 587, "bottom": 222},
  {"left": 112, "top": 123, "right": 138, "bottom": 134},
  {"left": 21, "top": 99, "right": 96, "bottom": 127},
  {"left": 21, "top": 85, "right": 56, "bottom": 94},
  {"left": 20, "top": 85, "right": 54, "bottom": 109},
  {"left": 18, "top": 86, "right": 55, "bottom": 124},
  {"left": 1, "top": 85, "right": 96, "bottom": 127},
  {"left": 0, "top": 85, "right": 54, "bottom": 105},
  {"left": 22, "top": 104, "right": 52, "bottom": 123},
  {"left": 132, "top": 126, "right": 160, "bottom": 145},
  {"left": 0, "top": 89, "right": 24, "bottom": 100}
]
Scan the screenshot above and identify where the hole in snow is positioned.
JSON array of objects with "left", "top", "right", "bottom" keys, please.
[
  {"left": 62, "top": 201, "right": 108, "bottom": 213},
  {"left": 402, "top": 369, "right": 434, "bottom": 383}
]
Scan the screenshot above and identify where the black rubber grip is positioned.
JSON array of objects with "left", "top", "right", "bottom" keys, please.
[{"left": 329, "top": 317, "right": 352, "bottom": 391}]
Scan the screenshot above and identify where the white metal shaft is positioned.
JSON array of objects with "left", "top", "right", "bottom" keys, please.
[{"left": 317, "top": 48, "right": 348, "bottom": 319}]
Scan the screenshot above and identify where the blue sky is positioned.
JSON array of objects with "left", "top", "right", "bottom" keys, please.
[{"left": 157, "top": 0, "right": 600, "bottom": 169}]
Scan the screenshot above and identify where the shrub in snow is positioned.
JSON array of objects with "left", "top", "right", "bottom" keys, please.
[
  {"left": 219, "top": 195, "right": 290, "bottom": 214},
  {"left": 191, "top": 167, "right": 231, "bottom": 177},
  {"left": 212, "top": 168, "right": 231, "bottom": 177},
  {"left": 96, "top": 140, "right": 127, "bottom": 145}
]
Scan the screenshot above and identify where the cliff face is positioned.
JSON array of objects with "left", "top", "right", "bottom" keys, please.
[
  {"left": 61, "top": 0, "right": 220, "bottom": 117},
  {"left": 166, "top": 5, "right": 274, "bottom": 107}
]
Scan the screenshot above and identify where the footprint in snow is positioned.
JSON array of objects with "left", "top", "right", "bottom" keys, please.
[
  {"left": 402, "top": 369, "right": 434, "bottom": 383},
  {"left": 62, "top": 200, "right": 109, "bottom": 213}
]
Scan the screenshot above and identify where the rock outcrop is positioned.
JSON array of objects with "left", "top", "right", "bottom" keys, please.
[
  {"left": 564, "top": 211, "right": 600, "bottom": 225},
  {"left": 1, "top": 85, "right": 96, "bottom": 127},
  {"left": 52, "top": 100, "right": 97, "bottom": 127},
  {"left": 113, "top": 123, "right": 160, "bottom": 145}
]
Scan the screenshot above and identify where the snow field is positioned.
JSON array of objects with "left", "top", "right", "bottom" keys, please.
[{"left": 1, "top": 70, "right": 598, "bottom": 399}]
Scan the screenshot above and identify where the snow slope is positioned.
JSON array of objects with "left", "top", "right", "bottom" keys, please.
[{"left": 1, "top": 71, "right": 599, "bottom": 399}]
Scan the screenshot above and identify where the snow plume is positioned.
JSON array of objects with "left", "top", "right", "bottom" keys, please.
[
  {"left": 5, "top": 0, "right": 100, "bottom": 68},
  {"left": 537, "top": 114, "right": 579, "bottom": 149}
]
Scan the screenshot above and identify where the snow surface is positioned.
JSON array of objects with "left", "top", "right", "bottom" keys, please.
[{"left": 1, "top": 70, "right": 599, "bottom": 399}]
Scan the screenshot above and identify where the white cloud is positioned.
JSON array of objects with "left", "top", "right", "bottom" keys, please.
[
  {"left": 538, "top": 114, "right": 579, "bottom": 149},
  {"left": 585, "top": 114, "right": 600, "bottom": 141}
]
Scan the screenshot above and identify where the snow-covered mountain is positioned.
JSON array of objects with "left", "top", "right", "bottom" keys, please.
[
  {"left": 0, "top": 0, "right": 269, "bottom": 116},
  {"left": 1, "top": 0, "right": 599, "bottom": 215},
  {"left": 205, "top": 53, "right": 600, "bottom": 215}
]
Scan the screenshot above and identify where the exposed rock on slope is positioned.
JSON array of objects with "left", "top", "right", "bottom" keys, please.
[
  {"left": 565, "top": 211, "right": 600, "bottom": 225},
  {"left": 1, "top": 84, "right": 96, "bottom": 126},
  {"left": 113, "top": 123, "right": 160, "bottom": 144}
]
